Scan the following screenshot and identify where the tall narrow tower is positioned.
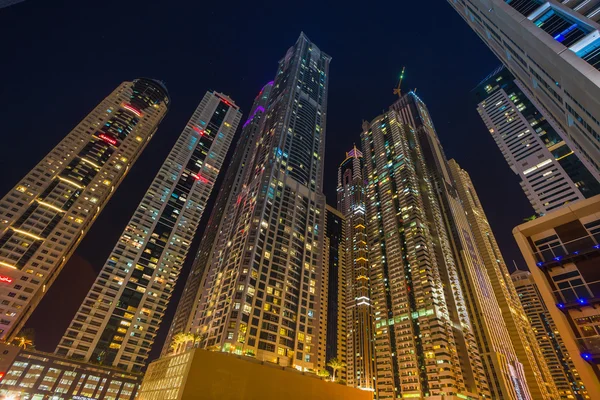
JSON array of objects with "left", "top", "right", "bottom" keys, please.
[
  {"left": 162, "top": 82, "right": 273, "bottom": 355},
  {"left": 390, "top": 92, "right": 549, "bottom": 399},
  {"left": 323, "top": 204, "right": 347, "bottom": 381},
  {"left": 189, "top": 33, "right": 330, "bottom": 371},
  {"left": 449, "top": 159, "right": 560, "bottom": 399},
  {"left": 55, "top": 91, "right": 241, "bottom": 372},
  {"left": 362, "top": 112, "right": 489, "bottom": 399},
  {"left": 0, "top": 79, "right": 169, "bottom": 341},
  {"left": 337, "top": 147, "right": 375, "bottom": 390},
  {"left": 511, "top": 270, "right": 588, "bottom": 400}
]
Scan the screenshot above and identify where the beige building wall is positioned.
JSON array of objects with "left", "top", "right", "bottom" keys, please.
[
  {"left": 513, "top": 195, "right": 600, "bottom": 399},
  {"left": 138, "top": 349, "right": 371, "bottom": 400},
  {"left": 449, "top": 159, "right": 559, "bottom": 399}
]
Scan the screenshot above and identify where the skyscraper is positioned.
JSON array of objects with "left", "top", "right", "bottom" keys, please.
[
  {"left": 448, "top": 159, "right": 559, "bottom": 399},
  {"left": 323, "top": 205, "right": 347, "bottom": 381},
  {"left": 337, "top": 147, "right": 375, "bottom": 390},
  {"left": 513, "top": 194, "right": 600, "bottom": 398},
  {"left": 474, "top": 66, "right": 600, "bottom": 214},
  {"left": 0, "top": 79, "right": 169, "bottom": 341},
  {"left": 55, "top": 91, "right": 241, "bottom": 372},
  {"left": 448, "top": 0, "right": 600, "bottom": 174},
  {"left": 187, "top": 33, "right": 330, "bottom": 371},
  {"left": 367, "top": 91, "right": 550, "bottom": 399},
  {"left": 361, "top": 108, "right": 490, "bottom": 399},
  {"left": 511, "top": 270, "right": 588, "bottom": 399},
  {"left": 162, "top": 82, "right": 273, "bottom": 355}
]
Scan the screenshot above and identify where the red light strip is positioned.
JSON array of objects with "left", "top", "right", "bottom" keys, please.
[
  {"left": 122, "top": 104, "right": 143, "bottom": 117},
  {"left": 0, "top": 276, "right": 13, "bottom": 284},
  {"left": 191, "top": 174, "right": 209, "bottom": 184},
  {"left": 190, "top": 126, "right": 204, "bottom": 136},
  {"left": 98, "top": 133, "right": 118, "bottom": 146}
]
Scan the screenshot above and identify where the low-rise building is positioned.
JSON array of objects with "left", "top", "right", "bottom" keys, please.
[
  {"left": 138, "top": 348, "right": 372, "bottom": 400},
  {"left": 0, "top": 343, "right": 141, "bottom": 399}
]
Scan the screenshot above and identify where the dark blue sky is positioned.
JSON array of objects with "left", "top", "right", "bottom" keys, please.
[{"left": 0, "top": 0, "right": 534, "bottom": 355}]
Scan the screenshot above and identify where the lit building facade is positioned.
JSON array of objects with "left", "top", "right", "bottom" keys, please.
[
  {"left": 0, "top": 343, "right": 141, "bottom": 400},
  {"left": 513, "top": 194, "right": 600, "bottom": 399},
  {"left": 337, "top": 147, "right": 375, "bottom": 390},
  {"left": 389, "top": 92, "right": 543, "bottom": 399},
  {"left": 55, "top": 91, "right": 241, "bottom": 372},
  {"left": 0, "top": 79, "right": 169, "bottom": 341},
  {"left": 189, "top": 33, "right": 330, "bottom": 372},
  {"left": 323, "top": 205, "right": 347, "bottom": 380},
  {"left": 474, "top": 66, "right": 600, "bottom": 214},
  {"left": 162, "top": 82, "right": 273, "bottom": 355},
  {"left": 511, "top": 269, "right": 589, "bottom": 399},
  {"left": 361, "top": 108, "right": 489, "bottom": 399},
  {"left": 448, "top": 0, "right": 600, "bottom": 174},
  {"left": 448, "top": 159, "right": 559, "bottom": 399}
]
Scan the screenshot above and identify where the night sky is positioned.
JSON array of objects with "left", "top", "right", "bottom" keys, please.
[{"left": 1, "top": 0, "right": 534, "bottom": 359}]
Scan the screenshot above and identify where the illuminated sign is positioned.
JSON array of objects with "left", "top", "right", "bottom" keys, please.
[
  {"left": 0, "top": 276, "right": 13, "bottom": 284},
  {"left": 122, "top": 103, "right": 142, "bottom": 117},
  {"left": 98, "top": 133, "right": 118, "bottom": 146}
]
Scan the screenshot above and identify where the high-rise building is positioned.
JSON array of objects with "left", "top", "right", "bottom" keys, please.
[
  {"left": 0, "top": 343, "right": 142, "bottom": 399},
  {"left": 361, "top": 108, "right": 489, "bottom": 399},
  {"left": 337, "top": 147, "right": 375, "bottom": 390},
  {"left": 187, "top": 33, "right": 330, "bottom": 371},
  {"left": 363, "top": 92, "right": 552, "bottom": 399},
  {"left": 0, "top": 79, "right": 169, "bottom": 341},
  {"left": 511, "top": 269, "right": 589, "bottom": 399},
  {"left": 448, "top": 159, "right": 560, "bottom": 399},
  {"left": 513, "top": 194, "right": 600, "bottom": 399},
  {"left": 448, "top": 0, "right": 600, "bottom": 174},
  {"left": 323, "top": 205, "right": 347, "bottom": 381},
  {"left": 54, "top": 91, "right": 241, "bottom": 372},
  {"left": 473, "top": 66, "right": 600, "bottom": 214},
  {"left": 162, "top": 82, "right": 273, "bottom": 355}
]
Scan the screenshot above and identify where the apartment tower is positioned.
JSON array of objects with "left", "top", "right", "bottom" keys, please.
[
  {"left": 162, "top": 82, "right": 273, "bottom": 354},
  {"left": 513, "top": 195, "right": 600, "bottom": 398},
  {"left": 323, "top": 205, "right": 347, "bottom": 381},
  {"left": 0, "top": 79, "right": 169, "bottom": 341},
  {"left": 448, "top": 159, "right": 559, "bottom": 399},
  {"left": 337, "top": 147, "right": 375, "bottom": 390},
  {"left": 474, "top": 66, "right": 600, "bottom": 214},
  {"left": 448, "top": 0, "right": 600, "bottom": 174},
  {"left": 361, "top": 108, "right": 489, "bottom": 399},
  {"left": 55, "top": 91, "right": 241, "bottom": 372},
  {"left": 511, "top": 270, "right": 588, "bottom": 399},
  {"left": 187, "top": 33, "right": 330, "bottom": 371}
]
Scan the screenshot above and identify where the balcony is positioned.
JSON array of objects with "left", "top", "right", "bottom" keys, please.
[{"left": 505, "top": 0, "right": 544, "bottom": 17}]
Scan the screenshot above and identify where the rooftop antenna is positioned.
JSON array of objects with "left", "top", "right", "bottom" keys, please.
[
  {"left": 393, "top": 67, "right": 406, "bottom": 98},
  {"left": 512, "top": 260, "right": 520, "bottom": 271}
]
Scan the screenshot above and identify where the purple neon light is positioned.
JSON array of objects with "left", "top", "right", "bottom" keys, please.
[{"left": 242, "top": 106, "right": 266, "bottom": 128}]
